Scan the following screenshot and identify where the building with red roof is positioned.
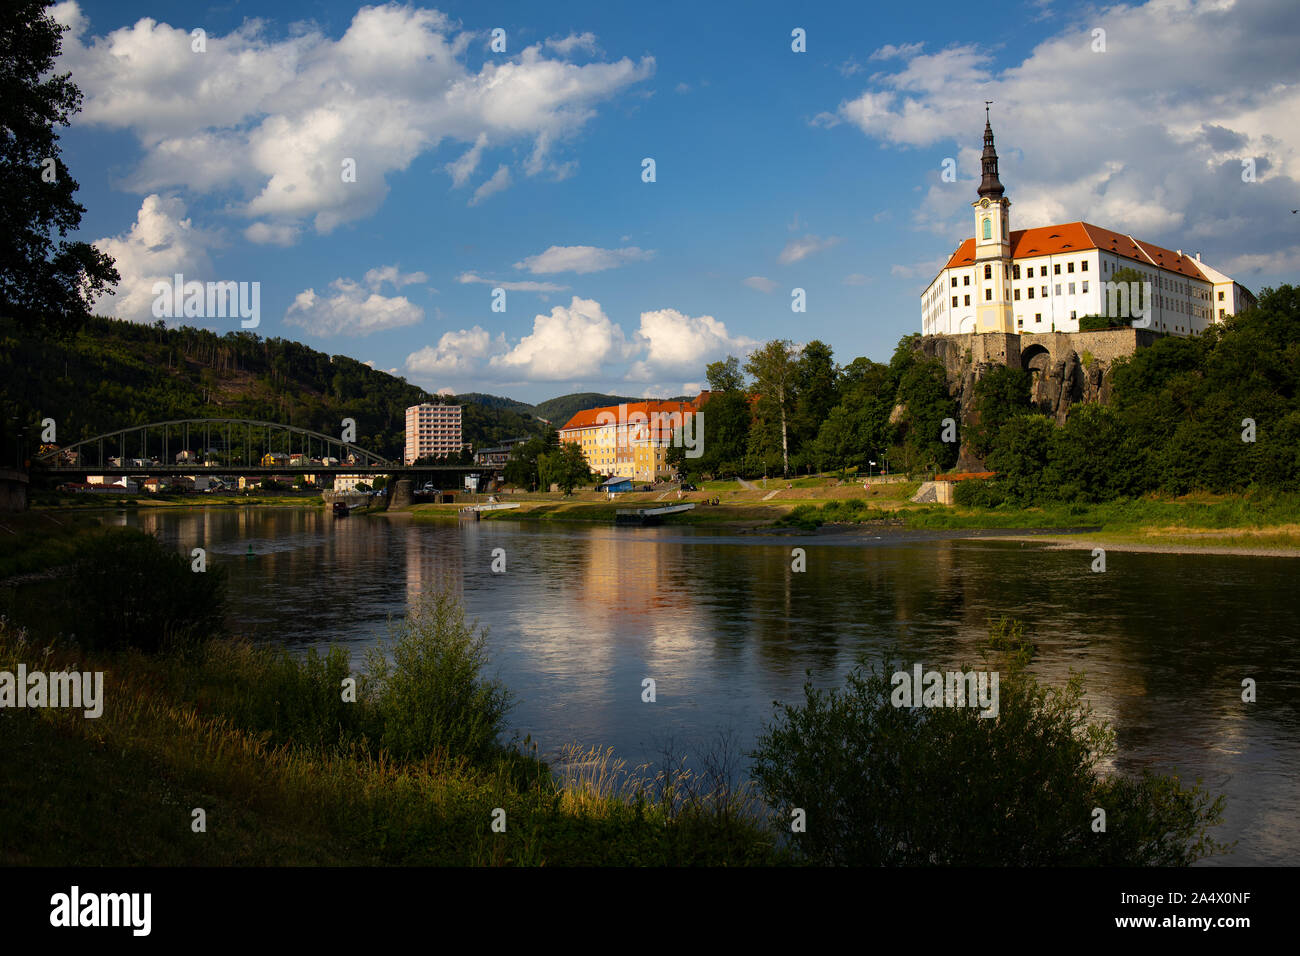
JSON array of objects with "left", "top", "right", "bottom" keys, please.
[
  {"left": 559, "top": 397, "right": 705, "bottom": 483},
  {"left": 921, "top": 112, "right": 1255, "bottom": 338}
]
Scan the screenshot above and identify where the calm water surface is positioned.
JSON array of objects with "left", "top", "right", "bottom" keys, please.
[{"left": 114, "top": 507, "right": 1300, "bottom": 866}]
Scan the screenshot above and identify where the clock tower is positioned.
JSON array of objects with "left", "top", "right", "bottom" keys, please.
[{"left": 972, "top": 107, "right": 1014, "bottom": 333}]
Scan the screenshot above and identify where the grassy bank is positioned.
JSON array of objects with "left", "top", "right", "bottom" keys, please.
[
  {"left": 0, "top": 613, "right": 777, "bottom": 866},
  {"left": 776, "top": 491, "right": 1300, "bottom": 551},
  {"left": 31, "top": 490, "right": 324, "bottom": 510}
]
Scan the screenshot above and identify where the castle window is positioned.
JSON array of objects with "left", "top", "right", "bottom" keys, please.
[
  {"left": 1035, "top": 313, "right": 1042, "bottom": 322},
  {"left": 952, "top": 296, "right": 958, "bottom": 307},
  {"left": 964, "top": 295, "right": 971, "bottom": 306},
  {"left": 1070, "top": 310, "right": 1077, "bottom": 320},
  {"left": 985, "top": 264, "right": 992, "bottom": 280},
  {"left": 1028, "top": 288, "right": 1034, "bottom": 299},
  {"left": 1054, "top": 263, "right": 1061, "bottom": 275},
  {"left": 1044, "top": 285, "right": 1050, "bottom": 296},
  {"left": 1017, "top": 318, "right": 1023, "bottom": 328},
  {"left": 964, "top": 275, "right": 970, "bottom": 286},
  {"left": 951, "top": 277, "right": 957, "bottom": 287},
  {"left": 1013, "top": 264, "right": 1021, "bottom": 279},
  {"left": 1067, "top": 261, "right": 1075, "bottom": 273},
  {"left": 1068, "top": 282, "right": 1076, "bottom": 295},
  {"left": 1014, "top": 289, "right": 1021, "bottom": 300},
  {"left": 1025, "top": 266, "right": 1033, "bottom": 277},
  {"left": 1218, "top": 290, "right": 1224, "bottom": 300},
  {"left": 983, "top": 218, "right": 992, "bottom": 240},
  {"left": 1082, "top": 281, "right": 1089, "bottom": 293},
  {"left": 1082, "top": 261, "right": 1089, "bottom": 272},
  {"left": 985, "top": 289, "right": 992, "bottom": 301}
]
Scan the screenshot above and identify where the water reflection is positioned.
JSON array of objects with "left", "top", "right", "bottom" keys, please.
[{"left": 124, "top": 508, "right": 1299, "bottom": 865}]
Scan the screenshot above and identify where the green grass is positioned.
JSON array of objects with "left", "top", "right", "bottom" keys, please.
[{"left": 0, "top": 616, "right": 780, "bottom": 866}]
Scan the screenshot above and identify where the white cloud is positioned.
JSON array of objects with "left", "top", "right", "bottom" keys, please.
[
  {"left": 364, "top": 265, "right": 429, "bottom": 289},
  {"left": 514, "top": 244, "right": 654, "bottom": 274},
  {"left": 489, "top": 297, "right": 633, "bottom": 380},
  {"left": 456, "top": 272, "right": 569, "bottom": 292},
  {"left": 820, "top": 0, "right": 1300, "bottom": 271},
  {"left": 244, "top": 222, "right": 299, "bottom": 246},
  {"left": 402, "top": 299, "right": 752, "bottom": 388},
  {"left": 545, "top": 32, "right": 599, "bottom": 56},
  {"left": 843, "top": 272, "right": 873, "bottom": 286},
  {"left": 445, "top": 132, "right": 488, "bottom": 188},
  {"left": 675, "top": 82, "right": 691, "bottom": 93},
  {"left": 407, "top": 326, "right": 508, "bottom": 375},
  {"left": 628, "top": 308, "right": 758, "bottom": 381},
  {"left": 91, "top": 194, "right": 219, "bottom": 322},
  {"left": 743, "top": 276, "right": 778, "bottom": 293},
  {"left": 469, "top": 165, "right": 511, "bottom": 205},
  {"left": 284, "top": 274, "right": 424, "bottom": 336},
  {"left": 777, "top": 234, "right": 842, "bottom": 264},
  {"left": 869, "top": 42, "right": 924, "bottom": 61},
  {"left": 55, "top": 4, "right": 653, "bottom": 236}
]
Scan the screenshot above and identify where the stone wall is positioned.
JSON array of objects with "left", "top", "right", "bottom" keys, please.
[{"left": 912, "top": 327, "right": 1156, "bottom": 470}]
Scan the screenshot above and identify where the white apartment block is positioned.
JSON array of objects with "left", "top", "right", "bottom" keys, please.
[
  {"left": 404, "top": 403, "right": 463, "bottom": 464},
  {"left": 921, "top": 115, "right": 1255, "bottom": 338}
]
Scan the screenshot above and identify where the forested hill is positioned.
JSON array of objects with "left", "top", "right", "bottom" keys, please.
[{"left": 0, "top": 316, "right": 546, "bottom": 462}]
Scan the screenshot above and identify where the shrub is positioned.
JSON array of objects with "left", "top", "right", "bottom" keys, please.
[
  {"left": 70, "top": 528, "right": 226, "bottom": 652},
  {"left": 363, "top": 589, "right": 512, "bottom": 764},
  {"left": 750, "top": 619, "right": 1229, "bottom": 865}
]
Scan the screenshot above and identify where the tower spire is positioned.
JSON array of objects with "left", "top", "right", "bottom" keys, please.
[{"left": 977, "top": 103, "right": 1005, "bottom": 199}]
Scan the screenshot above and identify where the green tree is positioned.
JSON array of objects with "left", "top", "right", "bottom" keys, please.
[
  {"left": 0, "top": 1, "right": 119, "bottom": 330},
  {"left": 986, "top": 413, "right": 1054, "bottom": 502},
  {"left": 968, "top": 365, "right": 1031, "bottom": 457},
  {"left": 538, "top": 440, "right": 592, "bottom": 494},
  {"left": 705, "top": 355, "right": 746, "bottom": 392},
  {"left": 750, "top": 619, "right": 1229, "bottom": 866},
  {"left": 745, "top": 340, "right": 800, "bottom": 476}
]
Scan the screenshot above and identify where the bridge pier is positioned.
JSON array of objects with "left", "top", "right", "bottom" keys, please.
[
  {"left": 389, "top": 478, "right": 414, "bottom": 509},
  {"left": 0, "top": 469, "right": 29, "bottom": 512}
]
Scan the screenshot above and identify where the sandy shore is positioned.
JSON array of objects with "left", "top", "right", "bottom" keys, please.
[{"left": 990, "top": 533, "right": 1300, "bottom": 558}]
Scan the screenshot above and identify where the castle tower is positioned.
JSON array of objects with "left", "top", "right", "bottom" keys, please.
[{"left": 972, "top": 107, "right": 1014, "bottom": 333}]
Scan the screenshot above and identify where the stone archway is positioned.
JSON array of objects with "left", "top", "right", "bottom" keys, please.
[{"left": 1021, "top": 343, "right": 1051, "bottom": 375}]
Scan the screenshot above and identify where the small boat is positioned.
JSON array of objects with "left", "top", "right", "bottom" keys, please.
[
  {"left": 332, "top": 500, "right": 350, "bottom": 517},
  {"left": 614, "top": 503, "right": 695, "bottom": 526}
]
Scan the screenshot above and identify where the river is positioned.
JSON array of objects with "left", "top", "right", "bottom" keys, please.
[{"left": 97, "top": 507, "right": 1300, "bottom": 865}]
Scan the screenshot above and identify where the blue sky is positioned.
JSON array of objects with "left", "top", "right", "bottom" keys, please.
[{"left": 58, "top": 0, "right": 1300, "bottom": 403}]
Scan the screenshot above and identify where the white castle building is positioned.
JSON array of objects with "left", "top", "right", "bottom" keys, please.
[{"left": 921, "top": 112, "right": 1256, "bottom": 337}]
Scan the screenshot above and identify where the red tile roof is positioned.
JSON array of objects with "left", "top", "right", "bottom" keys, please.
[
  {"left": 559, "top": 397, "right": 704, "bottom": 434},
  {"left": 939, "top": 221, "right": 1210, "bottom": 281}
]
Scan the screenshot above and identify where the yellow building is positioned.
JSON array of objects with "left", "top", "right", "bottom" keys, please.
[{"left": 559, "top": 398, "right": 703, "bottom": 483}]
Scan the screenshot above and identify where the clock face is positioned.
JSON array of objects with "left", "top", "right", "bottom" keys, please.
[{"left": 980, "top": 198, "right": 990, "bottom": 208}]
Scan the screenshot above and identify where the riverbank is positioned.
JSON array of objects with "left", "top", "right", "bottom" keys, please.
[{"left": 0, "top": 616, "right": 776, "bottom": 866}]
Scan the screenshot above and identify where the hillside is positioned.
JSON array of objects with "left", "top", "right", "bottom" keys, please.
[
  {"left": 533, "top": 392, "right": 650, "bottom": 426},
  {"left": 0, "top": 317, "right": 545, "bottom": 461}
]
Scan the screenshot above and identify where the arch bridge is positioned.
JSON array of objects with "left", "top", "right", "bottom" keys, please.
[{"left": 36, "top": 418, "right": 391, "bottom": 475}]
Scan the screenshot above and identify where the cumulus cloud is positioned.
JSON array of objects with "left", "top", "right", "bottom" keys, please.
[
  {"left": 627, "top": 308, "right": 758, "bottom": 381},
  {"left": 55, "top": 4, "right": 653, "bottom": 236},
  {"left": 513, "top": 244, "right": 654, "bottom": 274},
  {"left": 445, "top": 132, "right": 488, "bottom": 188},
  {"left": 401, "top": 299, "right": 753, "bottom": 388},
  {"left": 777, "top": 234, "right": 842, "bottom": 264},
  {"left": 743, "top": 276, "right": 778, "bottom": 293},
  {"left": 545, "top": 32, "right": 599, "bottom": 56},
  {"left": 284, "top": 266, "right": 427, "bottom": 336},
  {"left": 244, "top": 222, "right": 299, "bottom": 246},
  {"left": 407, "top": 325, "right": 508, "bottom": 375},
  {"left": 91, "top": 194, "right": 219, "bottom": 322},
  {"left": 820, "top": 0, "right": 1300, "bottom": 271},
  {"left": 869, "top": 42, "right": 924, "bottom": 61},
  {"left": 489, "top": 297, "right": 633, "bottom": 380}
]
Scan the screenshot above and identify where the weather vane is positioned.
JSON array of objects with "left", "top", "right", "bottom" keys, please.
[{"left": 985, "top": 100, "right": 993, "bottom": 121}]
